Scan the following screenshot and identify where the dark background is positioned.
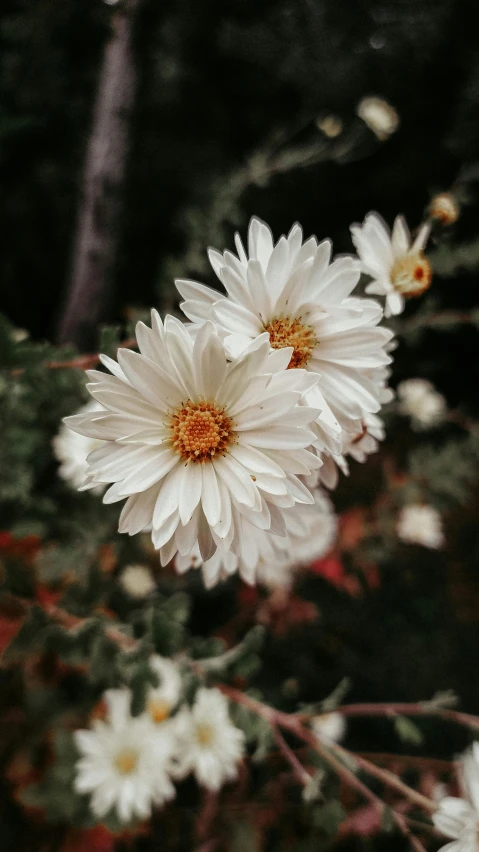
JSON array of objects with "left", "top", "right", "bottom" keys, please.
[{"left": 1, "top": 0, "right": 479, "bottom": 342}]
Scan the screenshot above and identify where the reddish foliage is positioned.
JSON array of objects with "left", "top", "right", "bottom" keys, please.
[
  {"left": 0, "top": 614, "right": 25, "bottom": 654},
  {"left": 0, "top": 532, "right": 42, "bottom": 563},
  {"left": 60, "top": 826, "right": 116, "bottom": 852}
]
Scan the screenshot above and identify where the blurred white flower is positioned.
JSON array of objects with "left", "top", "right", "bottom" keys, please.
[
  {"left": 74, "top": 688, "right": 175, "bottom": 823},
  {"left": 119, "top": 564, "right": 156, "bottom": 598},
  {"left": 397, "top": 504, "right": 444, "bottom": 549},
  {"left": 356, "top": 96, "right": 400, "bottom": 140},
  {"left": 397, "top": 378, "right": 446, "bottom": 430},
  {"left": 53, "top": 401, "right": 104, "bottom": 491},
  {"left": 172, "top": 687, "right": 244, "bottom": 791},
  {"left": 312, "top": 711, "right": 346, "bottom": 744},
  {"left": 65, "top": 315, "right": 320, "bottom": 565},
  {"left": 433, "top": 742, "right": 479, "bottom": 852},
  {"left": 146, "top": 655, "right": 182, "bottom": 725},
  {"left": 351, "top": 213, "right": 431, "bottom": 317}
]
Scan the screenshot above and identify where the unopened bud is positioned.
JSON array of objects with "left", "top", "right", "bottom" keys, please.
[{"left": 429, "top": 193, "right": 459, "bottom": 225}]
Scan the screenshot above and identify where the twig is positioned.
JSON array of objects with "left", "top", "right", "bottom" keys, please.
[
  {"left": 334, "top": 701, "right": 479, "bottom": 731},
  {"left": 10, "top": 337, "right": 137, "bottom": 377},
  {"left": 272, "top": 725, "right": 312, "bottom": 785}
]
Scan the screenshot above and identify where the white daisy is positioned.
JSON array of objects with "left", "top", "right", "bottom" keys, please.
[
  {"left": 397, "top": 504, "right": 444, "bottom": 549},
  {"left": 397, "top": 378, "right": 446, "bottom": 430},
  {"left": 176, "top": 488, "right": 337, "bottom": 589},
  {"left": 171, "top": 687, "right": 244, "bottom": 791},
  {"left": 65, "top": 315, "right": 321, "bottom": 565},
  {"left": 177, "top": 216, "right": 394, "bottom": 452},
  {"left": 118, "top": 564, "right": 156, "bottom": 599},
  {"left": 53, "top": 401, "right": 104, "bottom": 491},
  {"left": 145, "top": 655, "right": 182, "bottom": 725},
  {"left": 433, "top": 743, "right": 479, "bottom": 852},
  {"left": 74, "top": 688, "right": 175, "bottom": 823},
  {"left": 350, "top": 213, "right": 431, "bottom": 317}
]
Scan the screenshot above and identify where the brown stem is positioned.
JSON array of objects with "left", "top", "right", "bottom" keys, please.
[
  {"left": 57, "top": 0, "right": 140, "bottom": 349},
  {"left": 335, "top": 701, "right": 479, "bottom": 731},
  {"left": 272, "top": 725, "right": 312, "bottom": 785},
  {"left": 10, "top": 337, "right": 137, "bottom": 377}
]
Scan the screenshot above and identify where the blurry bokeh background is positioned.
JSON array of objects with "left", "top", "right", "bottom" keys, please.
[{"left": 1, "top": 1, "right": 479, "bottom": 850}]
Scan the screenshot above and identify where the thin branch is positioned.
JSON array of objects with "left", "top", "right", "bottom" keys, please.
[
  {"left": 272, "top": 725, "right": 312, "bottom": 785},
  {"left": 10, "top": 337, "right": 137, "bottom": 377},
  {"left": 335, "top": 701, "right": 479, "bottom": 731}
]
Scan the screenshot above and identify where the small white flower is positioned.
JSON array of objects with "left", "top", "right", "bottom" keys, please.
[
  {"left": 397, "top": 378, "right": 446, "bottom": 430},
  {"left": 65, "top": 315, "right": 321, "bottom": 566},
  {"left": 53, "top": 401, "right": 104, "bottom": 491},
  {"left": 176, "top": 488, "right": 337, "bottom": 589},
  {"left": 177, "top": 216, "right": 394, "bottom": 451},
  {"left": 397, "top": 504, "right": 444, "bottom": 549},
  {"left": 356, "top": 96, "right": 400, "bottom": 140},
  {"left": 145, "top": 655, "right": 182, "bottom": 725},
  {"left": 312, "top": 712, "right": 347, "bottom": 744},
  {"left": 119, "top": 564, "right": 156, "bottom": 599},
  {"left": 433, "top": 743, "right": 479, "bottom": 852},
  {"left": 351, "top": 213, "right": 431, "bottom": 317},
  {"left": 74, "top": 689, "right": 175, "bottom": 823},
  {"left": 171, "top": 688, "right": 245, "bottom": 791}
]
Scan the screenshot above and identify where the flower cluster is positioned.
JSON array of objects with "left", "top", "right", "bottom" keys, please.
[
  {"left": 74, "top": 656, "right": 244, "bottom": 823},
  {"left": 64, "top": 214, "right": 432, "bottom": 586}
]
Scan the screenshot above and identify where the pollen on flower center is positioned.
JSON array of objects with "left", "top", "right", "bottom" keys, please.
[
  {"left": 390, "top": 254, "right": 432, "bottom": 297},
  {"left": 169, "top": 400, "right": 234, "bottom": 463},
  {"left": 114, "top": 748, "right": 138, "bottom": 775},
  {"left": 195, "top": 723, "right": 213, "bottom": 746},
  {"left": 264, "top": 316, "right": 317, "bottom": 369},
  {"left": 147, "top": 697, "right": 171, "bottom": 724}
]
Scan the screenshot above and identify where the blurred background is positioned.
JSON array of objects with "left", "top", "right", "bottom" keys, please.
[{"left": 1, "top": 1, "right": 479, "bottom": 850}]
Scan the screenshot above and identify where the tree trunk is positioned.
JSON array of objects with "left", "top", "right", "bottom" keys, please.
[{"left": 57, "top": 0, "right": 140, "bottom": 349}]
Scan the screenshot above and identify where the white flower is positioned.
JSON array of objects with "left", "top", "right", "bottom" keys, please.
[
  {"left": 145, "top": 655, "right": 182, "bottom": 725},
  {"left": 356, "top": 96, "right": 400, "bottom": 140},
  {"left": 119, "top": 564, "right": 156, "bottom": 599},
  {"left": 171, "top": 687, "right": 245, "bottom": 791},
  {"left": 312, "top": 712, "right": 347, "bottom": 744},
  {"left": 351, "top": 213, "right": 431, "bottom": 317},
  {"left": 177, "top": 216, "right": 394, "bottom": 452},
  {"left": 65, "top": 315, "right": 321, "bottom": 566},
  {"left": 433, "top": 743, "right": 479, "bottom": 852},
  {"left": 53, "top": 401, "right": 104, "bottom": 491},
  {"left": 176, "top": 488, "right": 337, "bottom": 589},
  {"left": 397, "top": 378, "right": 446, "bottom": 430},
  {"left": 397, "top": 504, "right": 444, "bottom": 549},
  {"left": 74, "top": 689, "right": 175, "bottom": 823}
]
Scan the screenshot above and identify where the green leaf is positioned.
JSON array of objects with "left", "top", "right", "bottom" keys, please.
[
  {"left": 311, "top": 800, "right": 346, "bottom": 834},
  {"left": 394, "top": 715, "right": 423, "bottom": 746}
]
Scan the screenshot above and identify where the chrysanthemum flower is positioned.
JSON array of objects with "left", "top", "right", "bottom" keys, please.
[
  {"left": 65, "top": 315, "right": 320, "bottom": 565},
  {"left": 433, "top": 743, "right": 479, "bottom": 852},
  {"left": 312, "top": 711, "right": 347, "bottom": 744},
  {"left": 350, "top": 213, "right": 431, "bottom": 317},
  {"left": 397, "top": 504, "right": 444, "bottom": 549},
  {"left": 176, "top": 488, "right": 337, "bottom": 588},
  {"left": 74, "top": 689, "right": 175, "bottom": 823},
  {"left": 145, "top": 655, "right": 182, "bottom": 725},
  {"left": 171, "top": 687, "right": 244, "bottom": 791},
  {"left": 177, "top": 216, "right": 394, "bottom": 451}
]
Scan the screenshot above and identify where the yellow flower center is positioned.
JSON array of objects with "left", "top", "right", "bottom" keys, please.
[
  {"left": 147, "top": 697, "right": 171, "bottom": 725},
  {"left": 390, "top": 254, "right": 432, "bottom": 297},
  {"left": 114, "top": 748, "right": 138, "bottom": 775},
  {"left": 264, "top": 316, "right": 317, "bottom": 369},
  {"left": 169, "top": 400, "right": 234, "bottom": 463},
  {"left": 195, "top": 723, "right": 213, "bottom": 746}
]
